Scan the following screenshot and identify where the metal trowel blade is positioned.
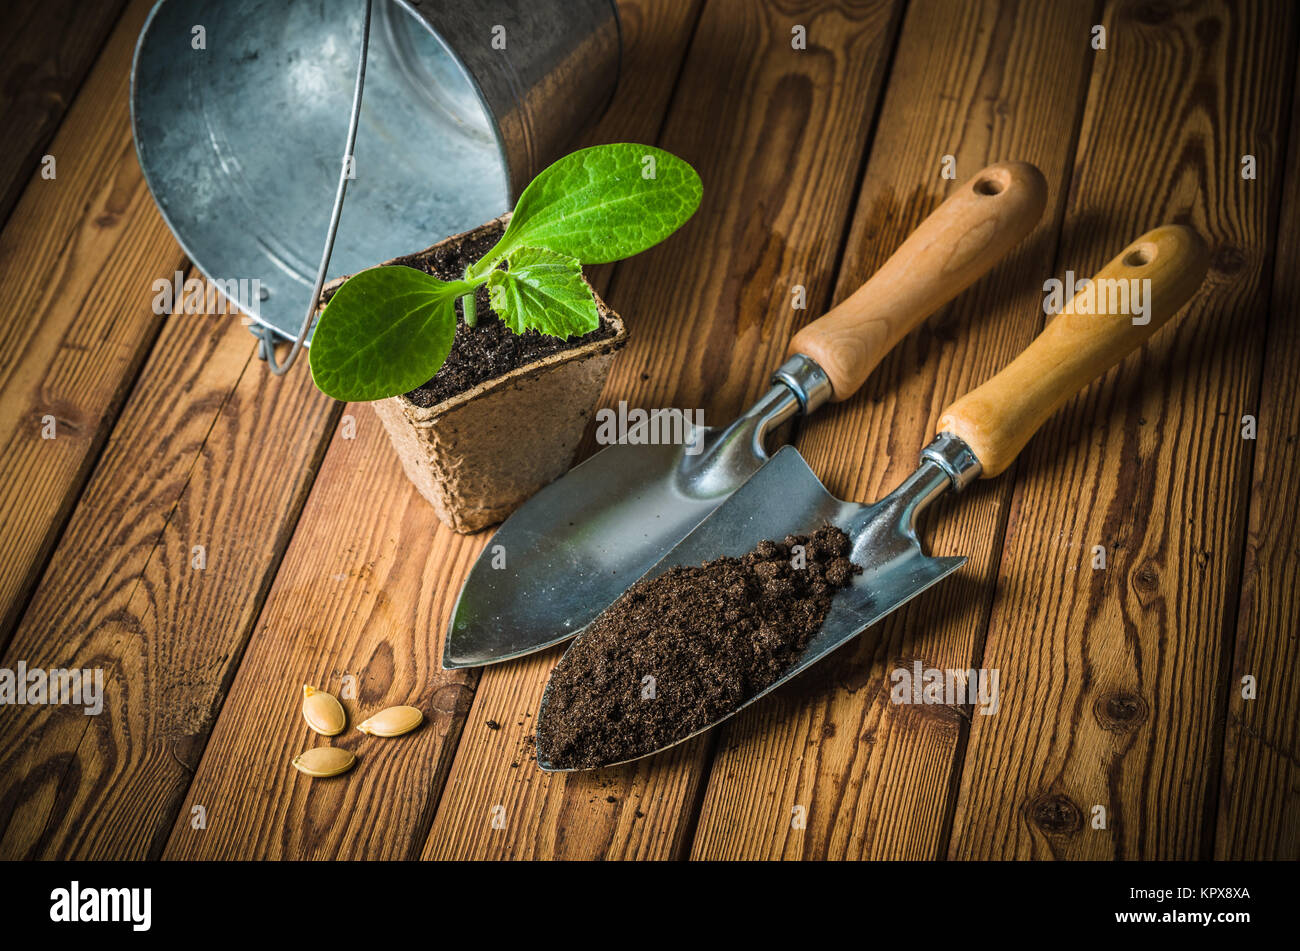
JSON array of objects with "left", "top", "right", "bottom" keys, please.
[{"left": 443, "top": 399, "right": 791, "bottom": 668}]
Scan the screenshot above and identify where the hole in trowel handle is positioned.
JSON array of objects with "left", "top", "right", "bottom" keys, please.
[
  {"left": 1123, "top": 243, "right": 1157, "bottom": 268},
  {"left": 972, "top": 172, "right": 1006, "bottom": 196}
]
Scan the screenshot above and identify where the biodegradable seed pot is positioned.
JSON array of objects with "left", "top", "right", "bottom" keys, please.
[
  {"left": 320, "top": 216, "right": 628, "bottom": 533},
  {"left": 307, "top": 144, "right": 702, "bottom": 534}
]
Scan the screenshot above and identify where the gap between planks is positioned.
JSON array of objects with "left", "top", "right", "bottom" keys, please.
[
  {"left": 1211, "top": 26, "right": 1300, "bottom": 860},
  {"left": 0, "top": 0, "right": 130, "bottom": 230}
]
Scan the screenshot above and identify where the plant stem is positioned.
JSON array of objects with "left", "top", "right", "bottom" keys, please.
[{"left": 461, "top": 266, "right": 478, "bottom": 327}]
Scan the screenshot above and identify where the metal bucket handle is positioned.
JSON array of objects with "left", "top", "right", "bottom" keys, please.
[{"left": 260, "top": 0, "right": 374, "bottom": 375}]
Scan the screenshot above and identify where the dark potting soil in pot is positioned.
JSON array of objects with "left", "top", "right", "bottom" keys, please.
[
  {"left": 537, "top": 526, "right": 862, "bottom": 770},
  {"left": 319, "top": 219, "right": 618, "bottom": 408}
]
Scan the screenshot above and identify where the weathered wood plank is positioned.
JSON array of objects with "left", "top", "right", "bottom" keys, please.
[
  {"left": 0, "top": 0, "right": 185, "bottom": 651},
  {"left": 0, "top": 0, "right": 129, "bottom": 226},
  {"left": 1214, "top": 55, "right": 1300, "bottom": 861},
  {"left": 163, "top": 409, "right": 478, "bottom": 860},
  {"left": 948, "top": 0, "right": 1296, "bottom": 860},
  {"left": 0, "top": 299, "right": 337, "bottom": 859},
  {"left": 163, "top": 0, "right": 705, "bottom": 860},
  {"left": 688, "top": 0, "right": 1098, "bottom": 861},
  {"left": 423, "top": 0, "right": 906, "bottom": 861}
]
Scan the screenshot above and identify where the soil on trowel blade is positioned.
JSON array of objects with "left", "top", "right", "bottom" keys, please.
[
  {"left": 319, "top": 219, "right": 617, "bottom": 408},
  {"left": 537, "top": 526, "right": 861, "bottom": 770}
]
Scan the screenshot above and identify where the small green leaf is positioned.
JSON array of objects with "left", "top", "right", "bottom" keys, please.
[
  {"left": 309, "top": 266, "right": 471, "bottom": 402},
  {"left": 478, "top": 144, "right": 702, "bottom": 268},
  {"left": 486, "top": 248, "right": 600, "bottom": 337}
]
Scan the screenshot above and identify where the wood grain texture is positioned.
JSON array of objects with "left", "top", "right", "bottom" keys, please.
[
  {"left": 0, "top": 0, "right": 128, "bottom": 227},
  {"left": 163, "top": 410, "right": 479, "bottom": 860},
  {"left": 0, "top": 301, "right": 337, "bottom": 859},
  {"left": 947, "top": 0, "right": 1297, "bottom": 860},
  {"left": 0, "top": 0, "right": 185, "bottom": 652},
  {"left": 689, "top": 0, "right": 1098, "bottom": 861},
  {"left": 1214, "top": 54, "right": 1300, "bottom": 861},
  {"left": 423, "top": 0, "right": 906, "bottom": 860},
  {"left": 163, "top": 0, "right": 705, "bottom": 860},
  {"left": 0, "top": 0, "right": 1289, "bottom": 863}
]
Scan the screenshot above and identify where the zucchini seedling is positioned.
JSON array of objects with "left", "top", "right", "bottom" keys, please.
[{"left": 309, "top": 143, "right": 702, "bottom": 402}]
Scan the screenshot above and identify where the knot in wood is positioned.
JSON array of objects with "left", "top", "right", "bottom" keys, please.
[
  {"left": 1211, "top": 244, "right": 1247, "bottom": 274},
  {"left": 1028, "top": 793, "right": 1083, "bottom": 836},
  {"left": 1132, "top": 561, "right": 1161, "bottom": 594},
  {"left": 1131, "top": 1, "right": 1173, "bottom": 26},
  {"left": 1094, "top": 691, "right": 1148, "bottom": 733}
]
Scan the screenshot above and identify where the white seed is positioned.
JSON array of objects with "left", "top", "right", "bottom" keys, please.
[
  {"left": 291, "top": 746, "right": 355, "bottom": 777},
  {"left": 302, "top": 685, "right": 346, "bottom": 736},
  {"left": 357, "top": 705, "right": 423, "bottom": 737}
]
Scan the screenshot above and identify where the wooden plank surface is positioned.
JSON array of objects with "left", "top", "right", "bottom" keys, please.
[
  {"left": 1214, "top": 53, "right": 1300, "bottom": 861},
  {"left": 0, "top": 301, "right": 337, "bottom": 859},
  {"left": 0, "top": 0, "right": 185, "bottom": 652},
  {"left": 0, "top": 0, "right": 129, "bottom": 227},
  {"left": 0, "top": 0, "right": 1293, "bottom": 863},
  {"left": 164, "top": 0, "right": 705, "bottom": 860},
  {"left": 947, "top": 0, "right": 1297, "bottom": 860},
  {"left": 423, "top": 0, "right": 907, "bottom": 861},
  {"left": 163, "top": 409, "right": 481, "bottom": 860},
  {"left": 689, "top": 0, "right": 1097, "bottom": 861}
]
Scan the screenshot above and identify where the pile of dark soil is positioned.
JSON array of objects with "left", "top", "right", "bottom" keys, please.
[{"left": 537, "top": 526, "right": 860, "bottom": 769}]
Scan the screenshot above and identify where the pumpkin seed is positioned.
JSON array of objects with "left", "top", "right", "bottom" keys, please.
[
  {"left": 357, "top": 705, "right": 423, "bottom": 737},
  {"left": 302, "top": 685, "right": 346, "bottom": 736},
  {"left": 291, "top": 746, "right": 355, "bottom": 777}
]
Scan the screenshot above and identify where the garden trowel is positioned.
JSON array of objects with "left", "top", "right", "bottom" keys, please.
[
  {"left": 444, "top": 162, "right": 1048, "bottom": 668},
  {"left": 537, "top": 224, "right": 1209, "bottom": 769}
]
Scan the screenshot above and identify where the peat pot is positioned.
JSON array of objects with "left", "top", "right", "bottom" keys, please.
[{"left": 320, "top": 216, "right": 628, "bottom": 534}]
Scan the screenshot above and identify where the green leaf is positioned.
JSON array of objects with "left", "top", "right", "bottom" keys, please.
[
  {"left": 309, "top": 266, "right": 471, "bottom": 402},
  {"left": 478, "top": 143, "right": 702, "bottom": 269},
  {"left": 486, "top": 247, "right": 600, "bottom": 337}
]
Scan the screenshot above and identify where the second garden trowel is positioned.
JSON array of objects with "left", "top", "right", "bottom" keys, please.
[
  {"left": 444, "top": 162, "right": 1048, "bottom": 668},
  {"left": 537, "top": 225, "right": 1209, "bottom": 769}
]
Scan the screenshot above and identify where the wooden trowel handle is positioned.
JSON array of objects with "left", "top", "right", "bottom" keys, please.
[
  {"left": 789, "top": 161, "right": 1048, "bottom": 401},
  {"left": 937, "top": 225, "right": 1209, "bottom": 479}
]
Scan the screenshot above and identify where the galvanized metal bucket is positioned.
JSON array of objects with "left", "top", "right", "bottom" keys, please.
[{"left": 130, "top": 0, "right": 620, "bottom": 357}]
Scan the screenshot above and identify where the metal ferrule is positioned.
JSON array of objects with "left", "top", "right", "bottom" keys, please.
[
  {"left": 771, "top": 353, "right": 833, "bottom": 416},
  {"left": 919, "top": 432, "right": 983, "bottom": 493},
  {"left": 847, "top": 460, "right": 950, "bottom": 552},
  {"left": 847, "top": 435, "right": 980, "bottom": 555}
]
